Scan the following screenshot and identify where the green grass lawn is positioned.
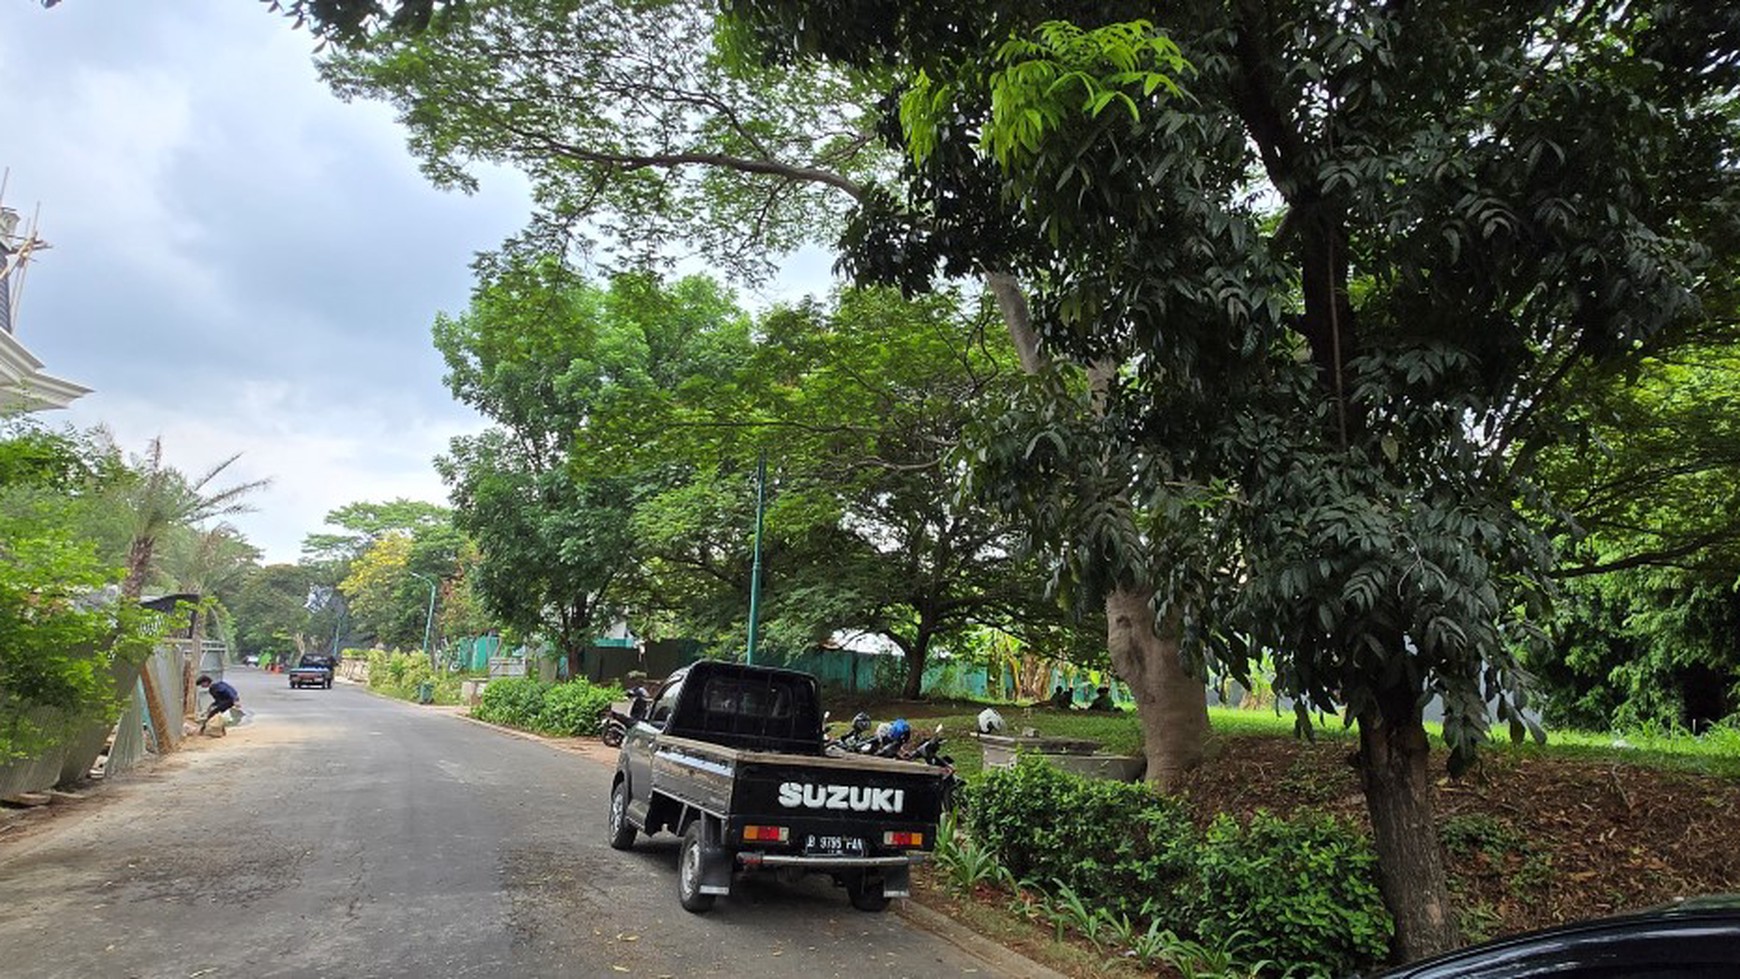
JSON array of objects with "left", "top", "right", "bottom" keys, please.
[{"left": 860, "top": 697, "right": 1740, "bottom": 779}]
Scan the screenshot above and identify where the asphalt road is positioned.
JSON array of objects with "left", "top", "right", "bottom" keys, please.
[{"left": 0, "top": 670, "right": 1025, "bottom": 979}]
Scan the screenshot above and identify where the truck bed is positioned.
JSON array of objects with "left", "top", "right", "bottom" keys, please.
[{"left": 647, "top": 734, "right": 946, "bottom": 838}]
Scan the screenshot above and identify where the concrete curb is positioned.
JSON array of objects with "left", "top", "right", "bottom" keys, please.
[{"left": 895, "top": 899, "right": 1071, "bottom": 979}]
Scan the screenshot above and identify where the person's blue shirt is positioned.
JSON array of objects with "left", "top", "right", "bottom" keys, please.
[{"left": 208, "top": 680, "right": 239, "bottom": 707}]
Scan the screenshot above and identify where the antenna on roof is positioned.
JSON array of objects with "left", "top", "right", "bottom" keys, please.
[{"left": 0, "top": 170, "right": 51, "bottom": 337}]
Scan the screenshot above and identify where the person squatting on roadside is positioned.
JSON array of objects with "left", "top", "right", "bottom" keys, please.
[{"left": 196, "top": 674, "right": 241, "bottom": 732}]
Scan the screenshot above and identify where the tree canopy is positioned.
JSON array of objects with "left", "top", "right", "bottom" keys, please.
[{"left": 725, "top": 0, "right": 1740, "bottom": 960}]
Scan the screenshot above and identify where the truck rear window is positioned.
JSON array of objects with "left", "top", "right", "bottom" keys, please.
[
  {"left": 671, "top": 667, "right": 822, "bottom": 752},
  {"left": 701, "top": 679, "right": 792, "bottom": 719}
]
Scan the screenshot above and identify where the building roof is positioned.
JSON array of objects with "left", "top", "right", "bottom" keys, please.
[{"left": 0, "top": 325, "right": 91, "bottom": 412}]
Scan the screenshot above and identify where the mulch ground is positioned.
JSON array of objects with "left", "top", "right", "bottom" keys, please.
[
  {"left": 912, "top": 733, "right": 1740, "bottom": 976},
  {"left": 1170, "top": 735, "right": 1740, "bottom": 937}
]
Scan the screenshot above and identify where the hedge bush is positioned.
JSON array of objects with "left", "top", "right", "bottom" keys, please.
[
  {"left": 358, "top": 649, "right": 471, "bottom": 705},
  {"left": 473, "top": 676, "right": 547, "bottom": 729},
  {"left": 535, "top": 680, "right": 618, "bottom": 736},
  {"left": 965, "top": 755, "right": 1392, "bottom": 975},
  {"left": 965, "top": 755, "right": 1196, "bottom": 921},
  {"left": 471, "top": 677, "right": 618, "bottom": 736},
  {"left": 1184, "top": 811, "right": 1393, "bottom": 974}
]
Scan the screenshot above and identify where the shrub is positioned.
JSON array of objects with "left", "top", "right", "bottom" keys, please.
[
  {"left": 473, "top": 677, "right": 548, "bottom": 729},
  {"left": 965, "top": 755, "right": 1197, "bottom": 921},
  {"left": 534, "top": 680, "right": 619, "bottom": 736},
  {"left": 364, "top": 649, "right": 440, "bottom": 700},
  {"left": 967, "top": 758, "right": 1392, "bottom": 975},
  {"left": 1183, "top": 811, "right": 1392, "bottom": 976}
]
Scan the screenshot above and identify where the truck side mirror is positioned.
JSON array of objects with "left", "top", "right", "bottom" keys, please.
[{"left": 629, "top": 697, "right": 648, "bottom": 721}]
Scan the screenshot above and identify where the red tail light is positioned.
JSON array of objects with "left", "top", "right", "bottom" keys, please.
[
  {"left": 882, "top": 831, "right": 923, "bottom": 848},
  {"left": 742, "top": 824, "right": 789, "bottom": 843}
]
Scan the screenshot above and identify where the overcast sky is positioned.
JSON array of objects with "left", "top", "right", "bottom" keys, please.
[{"left": 2, "top": 1, "right": 832, "bottom": 564}]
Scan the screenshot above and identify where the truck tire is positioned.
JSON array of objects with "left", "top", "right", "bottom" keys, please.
[
  {"left": 607, "top": 780, "right": 636, "bottom": 850},
  {"left": 677, "top": 821, "right": 716, "bottom": 913},
  {"left": 846, "top": 872, "right": 890, "bottom": 913}
]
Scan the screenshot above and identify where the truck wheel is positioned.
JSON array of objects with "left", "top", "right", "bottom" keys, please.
[
  {"left": 607, "top": 781, "right": 636, "bottom": 850},
  {"left": 677, "top": 821, "right": 716, "bottom": 913},
  {"left": 846, "top": 873, "right": 890, "bottom": 913}
]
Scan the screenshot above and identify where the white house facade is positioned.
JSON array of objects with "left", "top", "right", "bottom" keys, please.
[{"left": 0, "top": 205, "right": 90, "bottom": 413}]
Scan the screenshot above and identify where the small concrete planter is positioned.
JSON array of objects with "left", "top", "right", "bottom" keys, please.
[{"left": 978, "top": 733, "right": 1146, "bottom": 782}]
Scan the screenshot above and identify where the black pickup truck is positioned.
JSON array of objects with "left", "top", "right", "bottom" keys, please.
[
  {"left": 288, "top": 653, "right": 335, "bottom": 689},
  {"left": 608, "top": 660, "right": 947, "bottom": 914}
]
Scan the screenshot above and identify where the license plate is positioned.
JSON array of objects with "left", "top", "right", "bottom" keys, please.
[{"left": 803, "top": 834, "right": 866, "bottom": 857}]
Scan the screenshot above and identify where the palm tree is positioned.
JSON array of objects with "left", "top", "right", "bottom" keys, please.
[
  {"left": 155, "top": 523, "right": 262, "bottom": 713},
  {"left": 117, "top": 438, "right": 269, "bottom": 749}
]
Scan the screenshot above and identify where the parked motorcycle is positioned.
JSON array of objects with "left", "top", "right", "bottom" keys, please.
[
  {"left": 902, "top": 722, "right": 962, "bottom": 808},
  {"left": 823, "top": 711, "right": 877, "bottom": 755},
  {"left": 869, "top": 718, "right": 913, "bottom": 758},
  {"left": 600, "top": 696, "right": 647, "bottom": 748}
]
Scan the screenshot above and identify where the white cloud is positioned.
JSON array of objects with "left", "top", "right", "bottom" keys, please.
[
  {"left": 2, "top": 0, "right": 527, "bottom": 565},
  {"left": 72, "top": 381, "right": 487, "bottom": 564}
]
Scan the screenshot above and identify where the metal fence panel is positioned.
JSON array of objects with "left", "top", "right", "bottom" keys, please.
[
  {"left": 102, "top": 684, "right": 148, "bottom": 777},
  {"left": 0, "top": 708, "right": 71, "bottom": 798},
  {"left": 142, "top": 647, "right": 185, "bottom": 751}
]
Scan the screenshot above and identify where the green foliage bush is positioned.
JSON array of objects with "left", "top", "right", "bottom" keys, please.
[
  {"left": 0, "top": 510, "right": 156, "bottom": 764},
  {"left": 474, "top": 676, "right": 547, "bottom": 729},
  {"left": 366, "top": 649, "right": 431, "bottom": 696},
  {"left": 534, "top": 680, "right": 618, "bottom": 736},
  {"left": 1184, "top": 812, "right": 1392, "bottom": 975},
  {"left": 470, "top": 676, "right": 617, "bottom": 735},
  {"left": 966, "top": 756, "right": 1197, "bottom": 921},
  {"left": 966, "top": 756, "right": 1392, "bottom": 975}
]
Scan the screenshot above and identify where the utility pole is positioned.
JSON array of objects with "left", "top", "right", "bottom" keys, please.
[
  {"left": 408, "top": 571, "right": 438, "bottom": 669},
  {"left": 745, "top": 451, "right": 767, "bottom": 665}
]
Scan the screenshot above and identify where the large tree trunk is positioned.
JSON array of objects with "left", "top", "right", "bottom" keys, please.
[
  {"left": 989, "top": 273, "right": 1212, "bottom": 783},
  {"left": 1105, "top": 587, "right": 1210, "bottom": 788},
  {"left": 900, "top": 632, "right": 932, "bottom": 700},
  {"left": 1357, "top": 687, "right": 1460, "bottom": 963}
]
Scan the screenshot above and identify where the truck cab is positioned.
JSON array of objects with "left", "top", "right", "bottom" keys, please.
[{"left": 609, "top": 660, "right": 946, "bottom": 913}]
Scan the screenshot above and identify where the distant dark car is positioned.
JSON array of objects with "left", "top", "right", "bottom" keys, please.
[
  {"left": 1368, "top": 895, "right": 1740, "bottom": 978},
  {"left": 289, "top": 654, "right": 336, "bottom": 690}
]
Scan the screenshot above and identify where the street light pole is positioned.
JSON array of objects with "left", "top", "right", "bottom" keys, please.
[
  {"left": 408, "top": 571, "right": 438, "bottom": 669},
  {"left": 746, "top": 450, "right": 767, "bottom": 666}
]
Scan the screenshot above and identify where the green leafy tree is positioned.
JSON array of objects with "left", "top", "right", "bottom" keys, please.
[
  {"left": 1536, "top": 346, "right": 1740, "bottom": 729},
  {"left": 302, "top": 498, "right": 452, "bottom": 566},
  {"left": 575, "top": 283, "right": 1077, "bottom": 696},
  {"left": 155, "top": 523, "right": 262, "bottom": 710},
  {"left": 318, "top": 0, "right": 887, "bottom": 280},
  {"left": 728, "top": 1, "right": 1740, "bottom": 962},
  {"left": 0, "top": 419, "right": 157, "bottom": 763},
  {"left": 434, "top": 539, "right": 497, "bottom": 651},
  {"left": 320, "top": 0, "right": 1214, "bottom": 776},
  {"left": 339, "top": 532, "right": 418, "bottom": 648},
  {"left": 433, "top": 263, "right": 742, "bottom": 676},
  {"left": 110, "top": 437, "right": 267, "bottom": 745},
  {"left": 231, "top": 563, "right": 320, "bottom": 664},
  {"left": 757, "top": 290, "right": 1070, "bottom": 694},
  {"left": 304, "top": 498, "right": 466, "bottom": 653}
]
